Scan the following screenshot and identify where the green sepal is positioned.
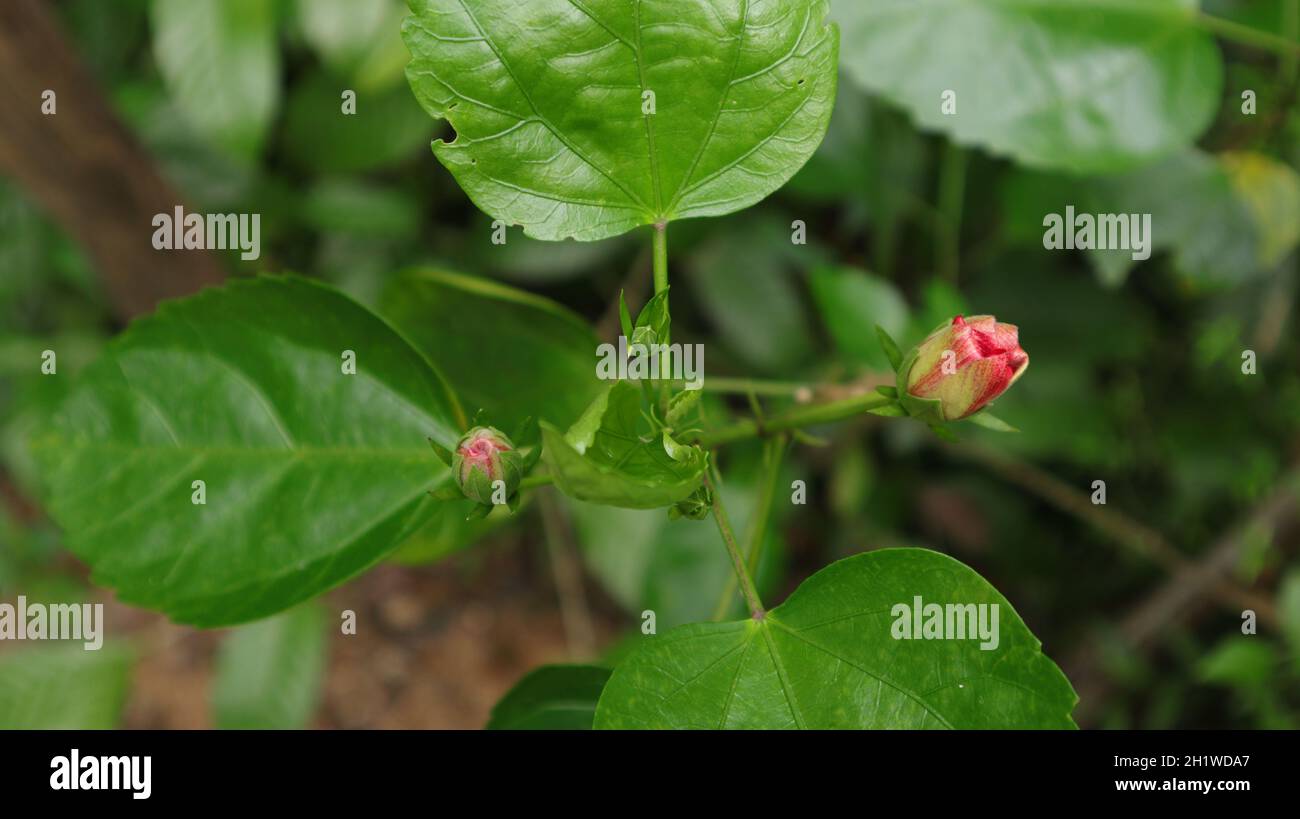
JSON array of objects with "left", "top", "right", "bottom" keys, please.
[
  {"left": 966, "top": 410, "right": 1019, "bottom": 432},
  {"left": 465, "top": 503, "right": 494, "bottom": 522},
  {"left": 876, "top": 324, "right": 904, "bottom": 371},
  {"left": 875, "top": 385, "right": 898, "bottom": 398},
  {"left": 427, "top": 437, "right": 454, "bottom": 468},
  {"left": 895, "top": 346, "right": 919, "bottom": 397},
  {"left": 899, "top": 392, "right": 946, "bottom": 425},
  {"left": 520, "top": 444, "right": 544, "bottom": 474},
  {"left": 427, "top": 485, "right": 463, "bottom": 502}
]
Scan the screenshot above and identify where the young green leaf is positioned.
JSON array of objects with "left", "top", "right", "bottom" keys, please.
[
  {"left": 36, "top": 277, "right": 464, "bottom": 627},
  {"left": 541, "top": 382, "right": 707, "bottom": 509},
  {"left": 486, "top": 665, "right": 613, "bottom": 730},
  {"left": 213, "top": 604, "right": 327, "bottom": 729},
  {"left": 595, "top": 548, "right": 1077, "bottom": 728},
  {"left": 402, "top": 0, "right": 839, "bottom": 240},
  {"left": 833, "top": 0, "right": 1221, "bottom": 172}
]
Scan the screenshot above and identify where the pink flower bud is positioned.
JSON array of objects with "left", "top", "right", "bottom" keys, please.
[
  {"left": 905, "top": 315, "right": 1029, "bottom": 421},
  {"left": 452, "top": 426, "right": 522, "bottom": 505}
]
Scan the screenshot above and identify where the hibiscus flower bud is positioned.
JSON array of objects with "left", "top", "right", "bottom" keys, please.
[
  {"left": 452, "top": 426, "right": 522, "bottom": 505},
  {"left": 904, "top": 315, "right": 1029, "bottom": 421}
]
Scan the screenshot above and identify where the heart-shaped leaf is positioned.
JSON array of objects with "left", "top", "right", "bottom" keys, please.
[
  {"left": 595, "top": 548, "right": 1076, "bottom": 728},
  {"left": 35, "top": 277, "right": 463, "bottom": 627},
  {"left": 402, "top": 0, "right": 839, "bottom": 240},
  {"left": 486, "top": 664, "right": 612, "bottom": 730},
  {"left": 542, "top": 381, "right": 706, "bottom": 509},
  {"left": 833, "top": 0, "right": 1221, "bottom": 172}
]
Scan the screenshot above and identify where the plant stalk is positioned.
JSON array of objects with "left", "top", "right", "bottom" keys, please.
[
  {"left": 652, "top": 222, "right": 669, "bottom": 296},
  {"left": 696, "top": 392, "right": 893, "bottom": 447},
  {"left": 711, "top": 433, "right": 787, "bottom": 620},
  {"left": 705, "top": 467, "right": 764, "bottom": 619},
  {"left": 1196, "top": 11, "right": 1300, "bottom": 57}
]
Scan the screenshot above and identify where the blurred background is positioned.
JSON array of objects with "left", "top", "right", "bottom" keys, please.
[{"left": 1, "top": 0, "right": 1298, "bottom": 729}]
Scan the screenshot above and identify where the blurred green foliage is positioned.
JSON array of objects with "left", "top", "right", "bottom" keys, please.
[{"left": 1, "top": 0, "right": 1298, "bottom": 729}]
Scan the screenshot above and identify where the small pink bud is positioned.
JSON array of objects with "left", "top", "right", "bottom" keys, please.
[
  {"left": 905, "top": 315, "right": 1029, "bottom": 421},
  {"left": 451, "top": 426, "right": 522, "bottom": 504}
]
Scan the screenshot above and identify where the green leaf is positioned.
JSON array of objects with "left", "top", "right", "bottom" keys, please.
[
  {"left": 486, "top": 664, "right": 612, "bottom": 730},
  {"left": 834, "top": 0, "right": 1221, "bottom": 172},
  {"left": 686, "top": 218, "right": 817, "bottom": 372},
  {"left": 150, "top": 0, "right": 280, "bottom": 162},
  {"left": 1000, "top": 151, "right": 1261, "bottom": 287},
  {"left": 595, "top": 548, "right": 1076, "bottom": 728},
  {"left": 380, "top": 269, "right": 605, "bottom": 434},
  {"left": 213, "top": 604, "right": 328, "bottom": 729},
  {"left": 284, "top": 70, "right": 435, "bottom": 173},
  {"left": 402, "top": 0, "right": 839, "bottom": 240},
  {"left": 36, "top": 277, "right": 464, "bottom": 626},
  {"left": 808, "top": 265, "right": 910, "bottom": 371},
  {"left": 1197, "top": 639, "right": 1278, "bottom": 688},
  {"left": 542, "top": 382, "right": 706, "bottom": 509},
  {"left": 295, "top": 0, "right": 405, "bottom": 84},
  {"left": 1221, "top": 152, "right": 1300, "bottom": 271},
  {"left": 0, "top": 643, "right": 133, "bottom": 729}
]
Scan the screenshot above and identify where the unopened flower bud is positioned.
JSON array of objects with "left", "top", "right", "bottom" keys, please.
[
  {"left": 452, "top": 426, "right": 522, "bottom": 504},
  {"left": 905, "top": 315, "right": 1028, "bottom": 421}
]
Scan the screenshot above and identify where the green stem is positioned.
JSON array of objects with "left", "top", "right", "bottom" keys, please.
[
  {"left": 695, "top": 392, "right": 893, "bottom": 448},
  {"left": 705, "top": 467, "right": 764, "bottom": 619},
  {"left": 520, "top": 473, "right": 554, "bottom": 491},
  {"left": 652, "top": 222, "right": 669, "bottom": 296},
  {"left": 712, "top": 433, "right": 787, "bottom": 620},
  {"left": 1196, "top": 11, "right": 1300, "bottom": 57}
]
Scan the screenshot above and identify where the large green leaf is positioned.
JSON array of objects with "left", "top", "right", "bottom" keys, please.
[
  {"left": 402, "top": 0, "right": 839, "bottom": 240},
  {"left": 380, "top": 269, "right": 604, "bottom": 433},
  {"left": 0, "top": 643, "right": 133, "bottom": 729},
  {"left": 213, "top": 604, "right": 328, "bottom": 729},
  {"left": 150, "top": 0, "right": 280, "bottom": 162},
  {"left": 542, "top": 382, "right": 706, "bottom": 509},
  {"left": 486, "top": 664, "right": 612, "bottom": 729},
  {"left": 834, "top": 0, "right": 1221, "bottom": 172},
  {"left": 36, "top": 277, "right": 464, "bottom": 627},
  {"left": 595, "top": 548, "right": 1076, "bottom": 728},
  {"left": 1001, "top": 151, "right": 1262, "bottom": 287}
]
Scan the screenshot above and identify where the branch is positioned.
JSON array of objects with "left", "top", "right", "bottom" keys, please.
[{"left": 0, "top": 0, "right": 225, "bottom": 320}]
